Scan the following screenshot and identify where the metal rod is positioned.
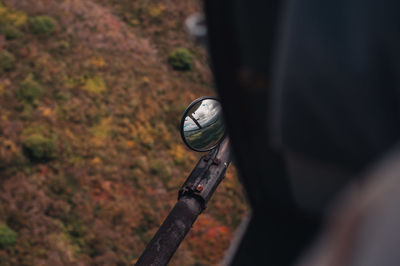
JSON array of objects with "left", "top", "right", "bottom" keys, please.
[
  {"left": 135, "top": 196, "right": 203, "bottom": 266},
  {"left": 136, "top": 138, "right": 231, "bottom": 265}
]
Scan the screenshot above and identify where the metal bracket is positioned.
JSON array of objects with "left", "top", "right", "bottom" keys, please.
[{"left": 178, "top": 138, "right": 231, "bottom": 209}]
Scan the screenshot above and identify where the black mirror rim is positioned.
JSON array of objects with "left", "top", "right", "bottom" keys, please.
[{"left": 180, "top": 96, "right": 226, "bottom": 152}]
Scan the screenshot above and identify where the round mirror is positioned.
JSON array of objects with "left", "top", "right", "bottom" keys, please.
[{"left": 180, "top": 97, "right": 226, "bottom": 152}]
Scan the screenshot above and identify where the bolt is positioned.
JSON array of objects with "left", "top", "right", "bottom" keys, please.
[{"left": 197, "top": 184, "right": 203, "bottom": 192}]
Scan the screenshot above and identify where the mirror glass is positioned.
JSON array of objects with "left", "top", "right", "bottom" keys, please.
[{"left": 181, "top": 98, "right": 225, "bottom": 151}]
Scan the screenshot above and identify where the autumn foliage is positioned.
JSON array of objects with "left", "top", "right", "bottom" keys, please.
[{"left": 0, "top": 0, "right": 248, "bottom": 265}]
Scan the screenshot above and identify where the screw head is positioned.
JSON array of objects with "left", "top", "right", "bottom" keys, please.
[{"left": 196, "top": 184, "right": 203, "bottom": 192}]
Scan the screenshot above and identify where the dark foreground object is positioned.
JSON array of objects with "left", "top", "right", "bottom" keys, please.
[
  {"left": 136, "top": 138, "right": 231, "bottom": 265},
  {"left": 135, "top": 196, "right": 202, "bottom": 266}
]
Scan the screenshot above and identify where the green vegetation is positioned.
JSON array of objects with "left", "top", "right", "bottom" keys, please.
[
  {"left": 56, "top": 40, "right": 70, "bottom": 51},
  {"left": 0, "top": 224, "right": 16, "bottom": 249},
  {"left": 185, "top": 117, "right": 225, "bottom": 150},
  {"left": 0, "top": 1, "right": 247, "bottom": 265},
  {"left": 82, "top": 76, "right": 107, "bottom": 94},
  {"left": 22, "top": 134, "right": 56, "bottom": 162},
  {"left": 168, "top": 48, "right": 194, "bottom": 71},
  {"left": 17, "top": 75, "right": 43, "bottom": 104},
  {"left": 150, "top": 160, "right": 169, "bottom": 176},
  {"left": 0, "top": 50, "right": 15, "bottom": 73},
  {"left": 0, "top": 3, "right": 27, "bottom": 39},
  {"left": 0, "top": 25, "right": 22, "bottom": 39},
  {"left": 29, "top": 15, "right": 56, "bottom": 35}
]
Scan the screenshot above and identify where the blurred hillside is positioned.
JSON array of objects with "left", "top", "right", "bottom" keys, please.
[{"left": 0, "top": 0, "right": 248, "bottom": 265}]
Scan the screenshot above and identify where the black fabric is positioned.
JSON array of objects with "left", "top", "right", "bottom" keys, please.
[
  {"left": 275, "top": 0, "right": 400, "bottom": 171},
  {"left": 205, "top": 0, "right": 400, "bottom": 265}
]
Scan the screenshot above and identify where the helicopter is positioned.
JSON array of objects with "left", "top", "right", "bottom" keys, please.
[{"left": 138, "top": 0, "right": 400, "bottom": 265}]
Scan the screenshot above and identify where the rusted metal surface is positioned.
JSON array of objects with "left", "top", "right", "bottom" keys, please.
[
  {"left": 135, "top": 196, "right": 203, "bottom": 266},
  {"left": 136, "top": 138, "right": 231, "bottom": 266}
]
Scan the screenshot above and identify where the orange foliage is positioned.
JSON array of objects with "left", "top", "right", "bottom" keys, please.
[
  {"left": 188, "top": 215, "right": 233, "bottom": 264},
  {"left": 169, "top": 144, "right": 194, "bottom": 165},
  {"left": 0, "top": 0, "right": 248, "bottom": 265},
  {"left": 89, "top": 56, "right": 106, "bottom": 68}
]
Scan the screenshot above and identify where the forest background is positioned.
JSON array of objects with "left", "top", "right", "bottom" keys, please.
[{"left": 0, "top": 0, "right": 248, "bottom": 265}]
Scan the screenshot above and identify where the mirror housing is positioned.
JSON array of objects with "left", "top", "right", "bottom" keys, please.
[{"left": 180, "top": 97, "right": 226, "bottom": 152}]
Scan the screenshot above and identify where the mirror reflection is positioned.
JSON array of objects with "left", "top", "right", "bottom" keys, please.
[{"left": 182, "top": 98, "right": 225, "bottom": 151}]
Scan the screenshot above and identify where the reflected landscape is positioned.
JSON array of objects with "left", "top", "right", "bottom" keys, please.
[{"left": 183, "top": 99, "right": 225, "bottom": 151}]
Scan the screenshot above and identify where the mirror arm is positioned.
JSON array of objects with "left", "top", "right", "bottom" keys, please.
[{"left": 136, "top": 137, "right": 231, "bottom": 266}]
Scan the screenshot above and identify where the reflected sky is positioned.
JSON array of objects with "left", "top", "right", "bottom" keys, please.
[{"left": 184, "top": 99, "right": 222, "bottom": 131}]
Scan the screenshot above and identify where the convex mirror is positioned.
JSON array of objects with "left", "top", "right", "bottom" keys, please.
[{"left": 180, "top": 97, "right": 226, "bottom": 152}]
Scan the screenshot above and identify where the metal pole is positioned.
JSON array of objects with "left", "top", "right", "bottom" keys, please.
[
  {"left": 135, "top": 196, "right": 203, "bottom": 266},
  {"left": 136, "top": 138, "right": 231, "bottom": 266}
]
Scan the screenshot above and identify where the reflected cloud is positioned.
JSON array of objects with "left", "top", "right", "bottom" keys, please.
[
  {"left": 183, "top": 99, "right": 225, "bottom": 151},
  {"left": 184, "top": 99, "right": 222, "bottom": 131}
]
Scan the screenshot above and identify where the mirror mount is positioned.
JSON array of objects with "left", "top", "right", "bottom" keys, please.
[
  {"left": 137, "top": 97, "right": 231, "bottom": 266},
  {"left": 177, "top": 138, "right": 230, "bottom": 207}
]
